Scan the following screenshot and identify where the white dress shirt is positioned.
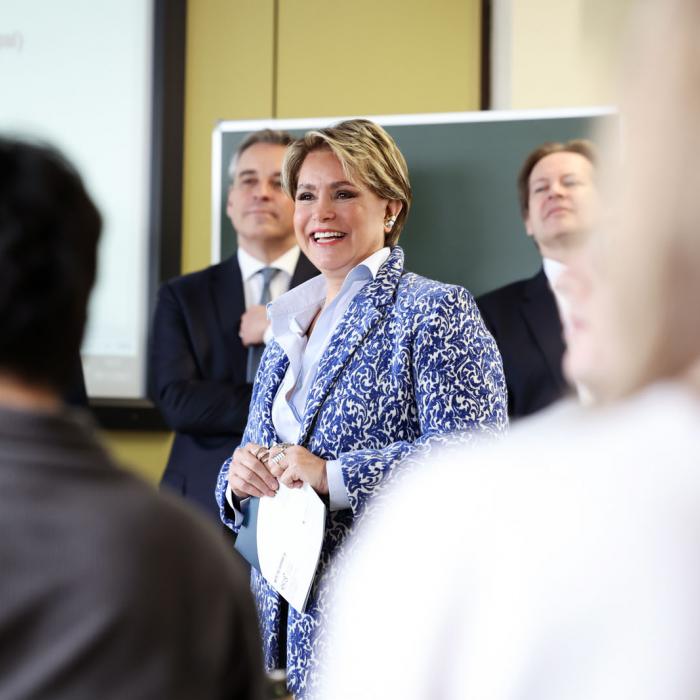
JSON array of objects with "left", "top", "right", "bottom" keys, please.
[
  {"left": 542, "top": 256, "right": 568, "bottom": 322},
  {"left": 237, "top": 245, "right": 301, "bottom": 343},
  {"left": 543, "top": 256, "right": 594, "bottom": 404}
]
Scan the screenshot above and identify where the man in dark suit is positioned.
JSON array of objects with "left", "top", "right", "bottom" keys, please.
[
  {"left": 150, "top": 129, "right": 317, "bottom": 520},
  {"left": 477, "top": 139, "right": 599, "bottom": 418},
  {"left": 0, "top": 138, "right": 264, "bottom": 699}
]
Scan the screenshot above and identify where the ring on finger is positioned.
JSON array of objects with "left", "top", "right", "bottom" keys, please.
[
  {"left": 269, "top": 449, "right": 286, "bottom": 465},
  {"left": 271, "top": 442, "right": 292, "bottom": 450}
]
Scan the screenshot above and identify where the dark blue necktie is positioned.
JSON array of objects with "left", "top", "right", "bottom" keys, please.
[{"left": 246, "top": 267, "right": 279, "bottom": 383}]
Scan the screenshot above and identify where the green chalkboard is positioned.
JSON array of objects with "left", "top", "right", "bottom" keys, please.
[{"left": 213, "top": 110, "right": 614, "bottom": 297}]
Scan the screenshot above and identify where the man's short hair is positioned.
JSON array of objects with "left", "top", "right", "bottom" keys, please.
[
  {"left": 0, "top": 139, "right": 101, "bottom": 391},
  {"left": 517, "top": 139, "right": 598, "bottom": 217},
  {"left": 227, "top": 128, "right": 294, "bottom": 180}
]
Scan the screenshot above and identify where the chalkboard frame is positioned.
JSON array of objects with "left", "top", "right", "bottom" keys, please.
[{"left": 212, "top": 107, "right": 615, "bottom": 300}]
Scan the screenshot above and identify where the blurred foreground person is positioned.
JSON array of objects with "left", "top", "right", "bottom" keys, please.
[
  {"left": 0, "top": 139, "right": 264, "bottom": 700},
  {"left": 319, "top": 1, "right": 700, "bottom": 698}
]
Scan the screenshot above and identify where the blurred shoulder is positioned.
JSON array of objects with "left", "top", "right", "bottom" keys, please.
[
  {"left": 80, "top": 464, "right": 247, "bottom": 591},
  {"left": 398, "top": 382, "right": 700, "bottom": 531},
  {"left": 322, "top": 384, "right": 700, "bottom": 699}
]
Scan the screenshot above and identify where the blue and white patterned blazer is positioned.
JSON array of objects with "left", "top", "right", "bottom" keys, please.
[{"left": 216, "top": 246, "right": 507, "bottom": 697}]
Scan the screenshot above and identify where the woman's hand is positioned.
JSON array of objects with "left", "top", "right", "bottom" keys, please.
[
  {"left": 267, "top": 445, "right": 328, "bottom": 495},
  {"left": 227, "top": 443, "right": 279, "bottom": 499}
]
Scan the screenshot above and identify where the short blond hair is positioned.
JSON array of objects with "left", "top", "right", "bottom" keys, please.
[{"left": 283, "top": 119, "right": 412, "bottom": 246}]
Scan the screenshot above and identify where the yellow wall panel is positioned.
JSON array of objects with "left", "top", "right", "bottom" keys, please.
[
  {"left": 277, "top": 0, "right": 481, "bottom": 118},
  {"left": 101, "top": 430, "right": 174, "bottom": 485},
  {"left": 182, "top": 0, "right": 275, "bottom": 274},
  {"left": 505, "top": 0, "right": 632, "bottom": 109}
]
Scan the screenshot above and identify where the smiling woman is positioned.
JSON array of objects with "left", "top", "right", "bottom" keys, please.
[
  {"left": 215, "top": 118, "right": 508, "bottom": 698},
  {"left": 291, "top": 149, "right": 402, "bottom": 298}
]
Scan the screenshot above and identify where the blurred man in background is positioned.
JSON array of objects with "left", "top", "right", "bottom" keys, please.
[
  {"left": 150, "top": 129, "right": 317, "bottom": 520},
  {"left": 477, "top": 140, "right": 599, "bottom": 417}
]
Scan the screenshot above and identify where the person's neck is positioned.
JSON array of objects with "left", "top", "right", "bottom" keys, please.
[
  {"left": 0, "top": 374, "right": 61, "bottom": 413},
  {"left": 237, "top": 237, "right": 296, "bottom": 265},
  {"left": 540, "top": 235, "right": 587, "bottom": 266},
  {"left": 323, "top": 274, "right": 346, "bottom": 307}
]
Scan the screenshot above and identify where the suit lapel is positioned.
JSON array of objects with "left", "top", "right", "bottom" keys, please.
[
  {"left": 210, "top": 255, "right": 247, "bottom": 379},
  {"left": 520, "top": 269, "right": 567, "bottom": 389},
  {"left": 297, "top": 247, "right": 403, "bottom": 445}
]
